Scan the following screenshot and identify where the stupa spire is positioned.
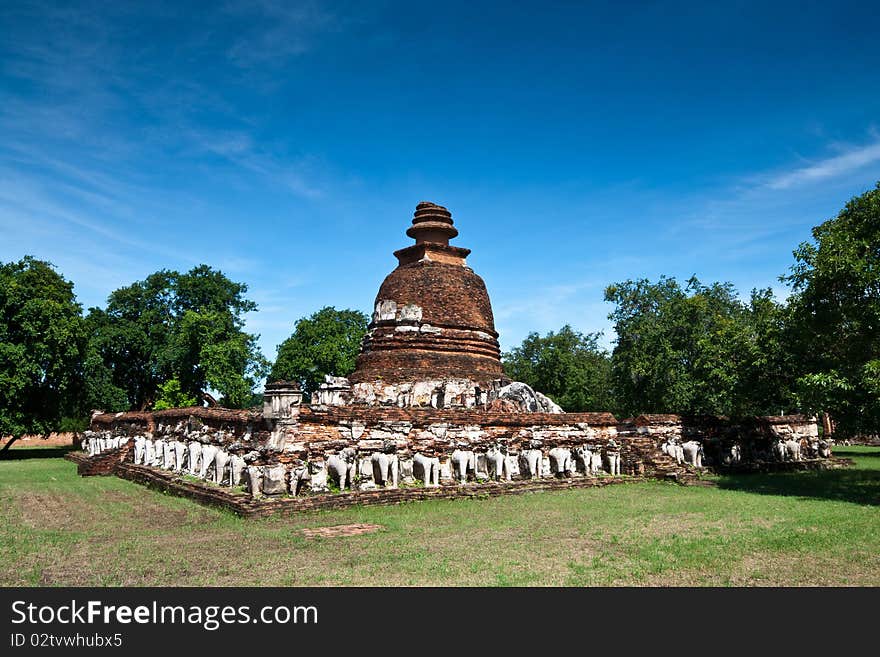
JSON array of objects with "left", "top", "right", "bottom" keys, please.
[{"left": 406, "top": 201, "right": 459, "bottom": 245}]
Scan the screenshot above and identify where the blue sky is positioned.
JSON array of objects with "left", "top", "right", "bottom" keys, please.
[{"left": 2, "top": 1, "right": 880, "bottom": 361}]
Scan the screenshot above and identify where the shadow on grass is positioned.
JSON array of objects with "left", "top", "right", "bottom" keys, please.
[
  {"left": 0, "top": 446, "right": 76, "bottom": 460},
  {"left": 716, "top": 451, "right": 880, "bottom": 506}
]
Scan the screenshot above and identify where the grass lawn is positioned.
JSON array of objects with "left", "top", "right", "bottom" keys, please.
[{"left": 1, "top": 447, "right": 877, "bottom": 586}]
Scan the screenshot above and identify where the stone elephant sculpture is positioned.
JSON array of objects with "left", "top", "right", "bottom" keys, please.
[
  {"left": 283, "top": 463, "right": 308, "bottom": 495},
  {"left": 173, "top": 440, "right": 187, "bottom": 472},
  {"left": 309, "top": 461, "right": 329, "bottom": 493},
  {"left": 589, "top": 450, "right": 603, "bottom": 474},
  {"left": 371, "top": 451, "right": 399, "bottom": 488},
  {"left": 572, "top": 445, "right": 594, "bottom": 475},
  {"left": 230, "top": 455, "right": 247, "bottom": 487},
  {"left": 199, "top": 444, "right": 219, "bottom": 480},
  {"left": 188, "top": 441, "right": 202, "bottom": 475},
  {"left": 262, "top": 464, "right": 287, "bottom": 495},
  {"left": 772, "top": 439, "right": 787, "bottom": 462},
  {"left": 133, "top": 436, "right": 146, "bottom": 464},
  {"left": 520, "top": 449, "right": 544, "bottom": 479},
  {"left": 162, "top": 440, "right": 175, "bottom": 470},
  {"left": 144, "top": 439, "right": 156, "bottom": 466},
  {"left": 722, "top": 442, "right": 742, "bottom": 466},
  {"left": 327, "top": 447, "right": 358, "bottom": 491},
  {"left": 450, "top": 449, "right": 476, "bottom": 484},
  {"left": 485, "top": 444, "right": 511, "bottom": 481},
  {"left": 784, "top": 439, "right": 801, "bottom": 462},
  {"left": 548, "top": 447, "right": 574, "bottom": 477},
  {"left": 661, "top": 440, "right": 684, "bottom": 464},
  {"left": 213, "top": 448, "right": 230, "bottom": 485},
  {"left": 246, "top": 465, "right": 264, "bottom": 498},
  {"left": 152, "top": 439, "right": 166, "bottom": 467},
  {"left": 603, "top": 448, "right": 621, "bottom": 476},
  {"left": 681, "top": 440, "right": 703, "bottom": 468},
  {"left": 413, "top": 452, "right": 440, "bottom": 487}
]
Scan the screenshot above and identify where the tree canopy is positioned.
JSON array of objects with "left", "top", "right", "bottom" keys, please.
[
  {"left": 502, "top": 325, "right": 613, "bottom": 412},
  {"left": 785, "top": 182, "right": 880, "bottom": 435},
  {"left": 604, "top": 276, "right": 793, "bottom": 418},
  {"left": 0, "top": 257, "right": 87, "bottom": 447},
  {"left": 86, "top": 265, "right": 268, "bottom": 410},
  {"left": 270, "top": 307, "right": 369, "bottom": 395}
]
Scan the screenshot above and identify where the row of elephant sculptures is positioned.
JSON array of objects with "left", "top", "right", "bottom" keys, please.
[
  {"left": 770, "top": 437, "right": 832, "bottom": 462},
  {"left": 659, "top": 439, "right": 705, "bottom": 468},
  {"left": 82, "top": 434, "right": 129, "bottom": 456},
  {"left": 659, "top": 436, "right": 833, "bottom": 468},
  {"left": 326, "top": 442, "right": 624, "bottom": 491},
  {"left": 90, "top": 433, "right": 628, "bottom": 497}
]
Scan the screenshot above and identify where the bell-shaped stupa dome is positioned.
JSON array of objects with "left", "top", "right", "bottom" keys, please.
[{"left": 350, "top": 202, "right": 503, "bottom": 385}]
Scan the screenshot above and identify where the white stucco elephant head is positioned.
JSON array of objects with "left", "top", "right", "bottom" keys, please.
[{"left": 230, "top": 454, "right": 247, "bottom": 487}]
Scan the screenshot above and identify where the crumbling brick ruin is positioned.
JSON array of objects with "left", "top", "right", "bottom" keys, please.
[{"left": 71, "top": 202, "right": 835, "bottom": 516}]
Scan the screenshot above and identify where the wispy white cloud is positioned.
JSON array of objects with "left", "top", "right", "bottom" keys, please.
[{"left": 761, "top": 138, "right": 880, "bottom": 190}]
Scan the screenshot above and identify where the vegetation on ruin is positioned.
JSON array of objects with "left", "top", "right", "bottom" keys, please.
[{"left": 1, "top": 447, "right": 877, "bottom": 586}]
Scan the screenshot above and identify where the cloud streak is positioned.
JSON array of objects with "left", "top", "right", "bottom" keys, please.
[{"left": 762, "top": 139, "right": 880, "bottom": 190}]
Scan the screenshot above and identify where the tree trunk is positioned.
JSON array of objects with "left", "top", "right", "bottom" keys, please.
[
  {"left": 822, "top": 412, "right": 833, "bottom": 437},
  {"left": 0, "top": 435, "right": 21, "bottom": 454}
]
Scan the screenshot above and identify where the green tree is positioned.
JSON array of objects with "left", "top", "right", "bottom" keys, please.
[
  {"left": 785, "top": 182, "right": 880, "bottom": 435},
  {"left": 86, "top": 265, "right": 268, "bottom": 410},
  {"left": 270, "top": 307, "right": 369, "bottom": 395},
  {"left": 153, "top": 378, "right": 197, "bottom": 410},
  {"left": 0, "top": 257, "right": 87, "bottom": 452},
  {"left": 604, "top": 276, "right": 793, "bottom": 418},
  {"left": 502, "top": 325, "right": 614, "bottom": 412}
]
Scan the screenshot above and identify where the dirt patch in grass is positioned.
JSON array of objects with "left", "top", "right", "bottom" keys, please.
[
  {"left": 1, "top": 433, "right": 75, "bottom": 449},
  {"left": 302, "top": 524, "right": 384, "bottom": 538},
  {"left": 12, "top": 490, "right": 214, "bottom": 533}
]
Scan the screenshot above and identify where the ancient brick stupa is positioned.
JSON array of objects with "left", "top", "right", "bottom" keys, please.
[
  {"left": 313, "top": 202, "right": 561, "bottom": 412},
  {"left": 80, "top": 199, "right": 824, "bottom": 511}
]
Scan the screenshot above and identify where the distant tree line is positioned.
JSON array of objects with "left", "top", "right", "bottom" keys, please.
[
  {"left": 505, "top": 182, "right": 880, "bottom": 437},
  {"left": 1, "top": 183, "right": 878, "bottom": 448}
]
